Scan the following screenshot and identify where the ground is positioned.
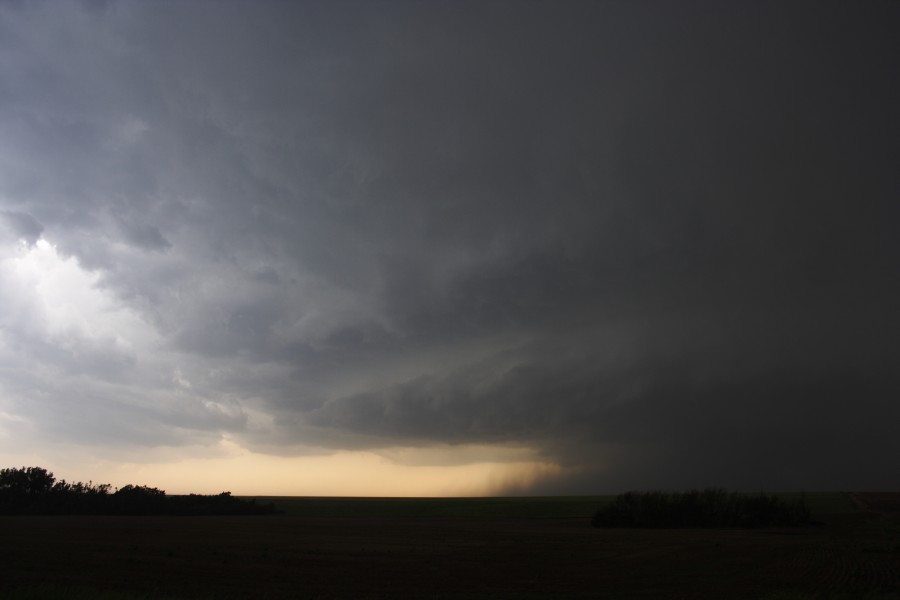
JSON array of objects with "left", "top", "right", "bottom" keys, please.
[{"left": 1, "top": 493, "right": 898, "bottom": 599}]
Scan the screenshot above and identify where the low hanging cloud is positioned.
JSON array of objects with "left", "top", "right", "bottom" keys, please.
[{"left": 0, "top": 0, "right": 897, "bottom": 493}]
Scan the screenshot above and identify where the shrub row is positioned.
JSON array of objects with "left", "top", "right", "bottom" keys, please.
[
  {"left": 592, "top": 488, "right": 811, "bottom": 528},
  {"left": 0, "top": 466, "right": 277, "bottom": 516}
]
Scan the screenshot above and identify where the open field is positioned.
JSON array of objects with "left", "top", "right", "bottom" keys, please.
[
  {"left": 253, "top": 491, "right": 857, "bottom": 519},
  {"left": 254, "top": 495, "right": 613, "bottom": 519},
  {"left": 1, "top": 493, "right": 898, "bottom": 600}
]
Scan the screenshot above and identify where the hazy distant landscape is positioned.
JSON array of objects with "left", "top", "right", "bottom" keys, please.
[{"left": 2, "top": 492, "right": 898, "bottom": 599}]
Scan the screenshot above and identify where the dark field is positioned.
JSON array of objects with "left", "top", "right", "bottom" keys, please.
[{"left": 2, "top": 493, "right": 898, "bottom": 600}]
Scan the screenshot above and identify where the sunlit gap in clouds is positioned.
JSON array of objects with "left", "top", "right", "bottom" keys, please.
[
  {"left": 0, "top": 237, "right": 155, "bottom": 346},
  {"left": 0, "top": 235, "right": 158, "bottom": 452}
]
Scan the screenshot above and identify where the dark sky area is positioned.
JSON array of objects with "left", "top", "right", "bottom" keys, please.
[{"left": 0, "top": 0, "right": 897, "bottom": 494}]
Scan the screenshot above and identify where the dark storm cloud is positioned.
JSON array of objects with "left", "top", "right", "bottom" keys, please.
[
  {"left": 0, "top": 0, "right": 898, "bottom": 490},
  {"left": 276, "top": 0, "right": 900, "bottom": 489}
]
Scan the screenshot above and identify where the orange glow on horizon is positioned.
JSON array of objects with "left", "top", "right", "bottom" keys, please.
[{"left": 9, "top": 443, "right": 564, "bottom": 497}]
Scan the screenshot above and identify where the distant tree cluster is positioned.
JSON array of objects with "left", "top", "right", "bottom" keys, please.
[
  {"left": 0, "top": 466, "right": 277, "bottom": 516},
  {"left": 592, "top": 488, "right": 812, "bottom": 528}
]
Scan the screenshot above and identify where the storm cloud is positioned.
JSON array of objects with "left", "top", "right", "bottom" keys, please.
[{"left": 0, "top": 0, "right": 897, "bottom": 493}]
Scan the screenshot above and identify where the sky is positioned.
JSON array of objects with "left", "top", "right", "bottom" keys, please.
[{"left": 0, "top": 0, "right": 898, "bottom": 496}]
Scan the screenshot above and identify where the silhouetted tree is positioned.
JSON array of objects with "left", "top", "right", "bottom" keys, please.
[
  {"left": 114, "top": 484, "right": 167, "bottom": 515},
  {"left": 0, "top": 466, "right": 277, "bottom": 516},
  {"left": 0, "top": 466, "right": 57, "bottom": 513}
]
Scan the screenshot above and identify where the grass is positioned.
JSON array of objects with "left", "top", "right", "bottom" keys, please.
[
  {"left": 759, "top": 593, "right": 899, "bottom": 600},
  {"left": 0, "top": 583, "right": 189, "bottom": 599},
  {"left": 247, "top": 492, "right": 855, "bottom": 520},
  {"left": 8, "top": 588, "right": 895, "bottom": 600},
  {"left": 248, "top": 494, "right": 614, "bottom": 518},
  {"left": 3, "top": 493, "right": 885, "bottom": 600}
]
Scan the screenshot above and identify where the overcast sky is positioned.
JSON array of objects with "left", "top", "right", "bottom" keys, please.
[{"left": 0, "top": 0, "right": 897, "bottom": 495}]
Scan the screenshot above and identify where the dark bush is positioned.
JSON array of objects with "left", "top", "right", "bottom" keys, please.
[
  {"left": 592, "top": 488, "right": 811, "bottom": 528},
  {"left": 114, "top": 484, "right": 167, "bottom": 515},
  {"left": 166, "top": 492, "right": 277, "bottom": 516}
]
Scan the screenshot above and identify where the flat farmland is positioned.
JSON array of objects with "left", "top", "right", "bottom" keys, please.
[{"left": 1, "top": 494, "right": 898, "bottom": 600}]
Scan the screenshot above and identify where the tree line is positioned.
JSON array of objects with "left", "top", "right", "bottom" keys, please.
[
  {"left": 0, "top": 466, "right": 277, "bottom": 516},
  {"left": 592, "top": 488, "right": 812, "bottom": 528}
]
